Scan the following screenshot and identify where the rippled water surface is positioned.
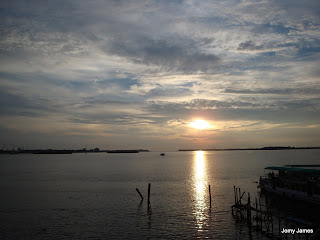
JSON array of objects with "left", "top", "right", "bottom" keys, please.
[{"left": 0, "top": 150, "right": 319, "bottom": 239}]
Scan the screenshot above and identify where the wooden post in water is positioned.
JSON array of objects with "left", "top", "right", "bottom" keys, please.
[
  {"left": 136, "top": 188, "right": 144, "bottom": 201},
  {"left": 278, "top": 211, "right": 281, "bottom": 239},
  {"left": 271, "top": 210, "right": 273, "bottom": 237},
  {"left": 209, "top": 185, "right": 212, "bottom": 207},
  {"left": 259, "top": 199, "right": 262, "bottom": 230},
  {"left": 148, "top": 183, "right": 151, "bottom": 205},
  {"left": 239, "top": 188, "right": 241, "bottom": 205},
  {"left": 232, "top": 186, "right": 235, "bottom": 216},
  {"left": 247, "top": 193, "right": 251, "bottom": 226},
  {"left": 286, "top": 217, "right": 288, "bottom": 240},
  {"left": 147, "top": 183, "right": 151, "bottom": 213},
  {"left": 255, "top": 197, "right": 258, "bottom": 228},
  {"left": 293, "top": 221, "right": 296, "bottom": 240},
  {"left": 236, "top": 187, "right": 238, "bottom": 204},
  {"left": 236, "top": 187, "right": 239, "bottom": 218}
]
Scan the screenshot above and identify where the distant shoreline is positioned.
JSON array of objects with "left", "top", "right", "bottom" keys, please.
[
  {"left": 1, "top": 146, "right": 320, "bottom": 154},
  {"left": 0, "top": 149, "right": 149, "bottom": 154},
  {"left": 178, "top": 146, "right": 320, "bottom": 151}
]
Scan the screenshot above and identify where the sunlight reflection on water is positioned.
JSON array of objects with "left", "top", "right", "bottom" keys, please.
[{"left": 193, "top": 151, "right": 209, "bottom": 232}]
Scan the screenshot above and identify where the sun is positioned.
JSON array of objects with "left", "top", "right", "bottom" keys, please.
[{"left": 189, "top": 119, "right": 209, "bottom": 130}]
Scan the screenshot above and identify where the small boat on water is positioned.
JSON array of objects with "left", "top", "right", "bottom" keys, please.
[{"left": 258, "top": 165, "right": 320, "bottom": 204}]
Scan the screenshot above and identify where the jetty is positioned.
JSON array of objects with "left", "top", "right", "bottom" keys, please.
[{"left": 231, "top": 186, "right": 320, "bottom": 239}]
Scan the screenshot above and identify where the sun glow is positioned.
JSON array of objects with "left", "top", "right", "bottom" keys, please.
[{"left": 189, "top": 119, "right": 209, "bottom": 130}]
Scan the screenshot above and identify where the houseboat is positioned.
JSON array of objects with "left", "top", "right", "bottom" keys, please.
[{"left": 258, "top": 165, "right": 320, "bottom": 204}]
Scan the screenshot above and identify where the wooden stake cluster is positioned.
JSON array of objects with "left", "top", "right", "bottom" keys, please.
[
  {"left": 135, "top": 183, "right": 152, "bottom": 213},
  {"left": 231, "top": 186, "right": 312, "bottom": 240}
]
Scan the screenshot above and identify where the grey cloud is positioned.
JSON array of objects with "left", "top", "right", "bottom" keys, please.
[
  {"left": 67, "top": 118, "right": 99, "bottom": 124},
  {"left": 237, "top": 40, "right": 264, "bottom": 51},
  {"left": 200, "top": 37, "right": 215, "bottom": 45},
  {"left": 0, "top": 89, "right": 53, "bottom": 117},
  {"left": 95, "top": 78, "right": 140, "bottom": 90},
  {"left": 67, "top": 111, "right": 161, "bottom": 127},
  {"left": 78, "top": 98, "right": 145, "bottom": 111},
  {"left": 225, "top": 88, "right": 320, "bottom": 95},
  {"left": 145, "top": 98, "right": 320, "bottom": 122},
  {"left": 185, "top": 99, "right": 257, "bottom": 109},
  {"left": 296, "top": 39, "right": 320, "bottom": 60},
  {"left": 82, "top": 98, "right": 139, "bottom": 106},
  {"left": 147, "top": 86, "right": 192, "bottom": 97},
  {"left": 269, "top": 0, "right": 320, "bottom": 17},
  {"left": 275, "top": 99, "right": 320, "bottom": 111},
  {"left": 311, "top": 67, "right": 320, "bottom": 78},
  {"left": 146, "top": 101, "right": 187, "bottom": 114},
  {"left": 252, "top": 23, "right": 293, "bottom": 35},
  {"left": 107, "top": 37, "right": 220, "bottom": 73},
  {"left": 67, "top": 116, "right": 143, "bottom": 125},
  {"left": 146, "top": 99, "right": 261, "bottom": 113}
]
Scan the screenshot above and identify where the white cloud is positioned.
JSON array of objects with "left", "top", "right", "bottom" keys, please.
[{"left": 0, "top": 0, "right": 320, "bottom": 149}]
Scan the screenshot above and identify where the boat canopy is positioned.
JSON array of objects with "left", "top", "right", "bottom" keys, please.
[
  {"left": 265, "top": 166, "right": 320, "bottom": 174},
  {"left": 284, "top": 165, "right": 320, "bottom": 168}
]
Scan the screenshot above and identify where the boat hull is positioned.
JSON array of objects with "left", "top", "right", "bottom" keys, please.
[{"left": 260, "top": 183, "right": 320, "bottom": 205}]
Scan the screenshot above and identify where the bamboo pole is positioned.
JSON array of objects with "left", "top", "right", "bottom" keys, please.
[
  {"left": 209, "top": 185, "right": 212, "bottom": 207},
  {"left": 255, "top": 197, "right": 258, "bottom": 228},
  {"left": 271, "top": 209, "right": 273, "bottom": 237},
  {"left": 259, "top": 199, "right": 262, "bottom": 230},
  {"left": 286, "top": 217, "right": 288, "bottom": 240},
  {"left": 148, "top": 183, "right": 151, "bottom": 206},
  {"left": 236, "top": 187, "right": 238, "bottom": 204},
  {"left": 247, "top": 193, "right": 251, "bottom": 226},
  {"left": 136, "top": 188, "right": 144, "bottom": 201},
  {"left": 147, "top": 183, "right": 151, "bottom": 213},
  {"left": 278, "top": 211, "right": 281, "bottom": 239}
]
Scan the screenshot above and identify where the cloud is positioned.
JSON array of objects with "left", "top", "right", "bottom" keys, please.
[
  {"left": 0, "top": 0, "right": 320, "bottom": 149},
  {"left": 224, "top": 87, "right": 320, "bottom": 95},
  {"left": 106, "top": 37, "right": 220, "bottom": 73},
  {"left": 0, "top": 88, "right": 55, "bottom": 117},
  {"left": 145, "top": 98, "right": 320, "bottom": 122},
  {"left": 237, "top": 40, "right": 264, "bottom": 51}
]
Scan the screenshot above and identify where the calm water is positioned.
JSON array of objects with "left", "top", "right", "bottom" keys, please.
[{"left": 0, "top": 150, "right": 319, "bottom": 239}]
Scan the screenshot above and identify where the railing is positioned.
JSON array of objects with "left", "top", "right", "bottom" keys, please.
[{"left": 232, "top": 186, "right": 317, "bottom": 239}]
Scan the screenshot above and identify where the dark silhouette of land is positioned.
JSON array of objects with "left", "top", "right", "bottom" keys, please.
[
  {"left": 0, "top": 147, "right": 149, "bottom": 154},
  {"left": 1, "top": 145, "right": 320, "bottom": 154},
  {"left": 179, "top": 146, "right": 320, "bottom": 151}
]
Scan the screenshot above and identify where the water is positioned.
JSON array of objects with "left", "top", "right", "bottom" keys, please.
[{"left": 0, "top": 150, "right": 319, "bottom": 239}]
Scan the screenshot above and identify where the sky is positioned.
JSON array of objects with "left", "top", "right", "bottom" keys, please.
[{"left": 1, "top": 0, "right": 320, "bottom": 151}]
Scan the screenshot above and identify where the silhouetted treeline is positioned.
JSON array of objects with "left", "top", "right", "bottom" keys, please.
[
  {"left": 0, "top": 148, "right": 149, "bottom": 154},
  {"left": 179, "top": 146, "right": 320, "bottom": 151}
]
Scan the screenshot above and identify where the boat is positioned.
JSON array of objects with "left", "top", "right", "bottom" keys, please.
[
  {"left": 160, "top": 153, "right": 165, "bottom": 156},
  {"left": 258, "top": 165, "right": 320, "bottom": 204}
]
